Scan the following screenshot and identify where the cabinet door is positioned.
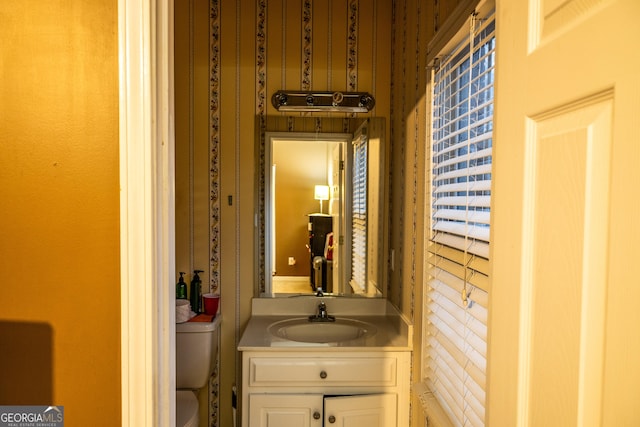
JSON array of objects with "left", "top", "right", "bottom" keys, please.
[
  {"left": 324, "top": 394, "right": 396, "bottom": 427},
  {"left": 249, "top": 394, "right": 323, "bottom": 427}
]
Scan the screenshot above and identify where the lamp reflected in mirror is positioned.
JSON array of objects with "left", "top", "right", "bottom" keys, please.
[{"left": 314, "top": 184, "right": 330, "bottom": 214}]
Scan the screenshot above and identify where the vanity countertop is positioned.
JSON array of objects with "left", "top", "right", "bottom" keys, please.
[{"left": 238, "top": 297, "right": 413, "bottom": 351}]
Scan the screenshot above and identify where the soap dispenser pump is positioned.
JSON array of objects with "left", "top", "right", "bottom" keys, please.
[
  {"left": 176, "top": 272, "right": 187, "bottom": 299},
  {"left": 190, "top": 270, "right": 204, "bottom": 313}
]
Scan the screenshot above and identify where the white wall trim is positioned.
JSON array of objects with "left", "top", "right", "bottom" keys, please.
[{"left": 119, "top": 0, "right": 175, "bottom": 425}]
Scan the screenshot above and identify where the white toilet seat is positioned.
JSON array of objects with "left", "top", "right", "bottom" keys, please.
[{"left": 176, "top": 390, "right": 199, "bottom": 427}]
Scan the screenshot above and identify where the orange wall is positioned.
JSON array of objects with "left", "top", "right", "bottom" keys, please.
[{"left": 0, "top": 0, "right": 121, "bottom": 424}]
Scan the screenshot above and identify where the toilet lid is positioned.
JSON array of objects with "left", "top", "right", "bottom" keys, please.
[{"left": 176, "top": 390, "right": 199, "bottom": 427}]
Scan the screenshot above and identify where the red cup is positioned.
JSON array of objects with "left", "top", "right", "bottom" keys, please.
[{"left": 202, "top": 293, "right": 220, "bottom": 315}]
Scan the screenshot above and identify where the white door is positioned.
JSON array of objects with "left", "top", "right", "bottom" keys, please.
[
  {"left": 332, "top": 142, "right": 345, "bottom": 292},
  {"left": 489, "top": 0, "right": 640, "bottom": 426},
  {"left": 324, "top": 394, "right": 396, "bottom": 427},
  {"left": 249, "top": 394, "right": 322, "bottom": 427}
]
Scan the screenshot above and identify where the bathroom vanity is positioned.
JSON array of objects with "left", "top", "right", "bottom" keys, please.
[{"left": 238, "top": 298, "right": 412, "bottom": 427}]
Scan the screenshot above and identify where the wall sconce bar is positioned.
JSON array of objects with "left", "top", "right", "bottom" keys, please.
[{"left": 271, "top": 91, "right": 375, "bottom": 113}]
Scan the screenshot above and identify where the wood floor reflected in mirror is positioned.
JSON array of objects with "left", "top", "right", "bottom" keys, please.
[{"left": 272, "top": 276, "right": 312, "bottom": 294}]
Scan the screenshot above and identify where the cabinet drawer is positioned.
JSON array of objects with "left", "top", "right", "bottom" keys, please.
[{"left": 249, "top": 356, "right": 397, "bottom": 387}]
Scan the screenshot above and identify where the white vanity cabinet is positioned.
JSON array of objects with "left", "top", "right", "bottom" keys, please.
[{"left": 241, "top": 351, "right": 410, "bottom": 427}]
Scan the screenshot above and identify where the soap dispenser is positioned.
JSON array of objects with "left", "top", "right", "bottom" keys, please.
[
  {"left": 190, "top": 270, "right": 204, "bottom": 313},
  {"left": 176, "top": 272, "right": 187, "bottom": 299}
]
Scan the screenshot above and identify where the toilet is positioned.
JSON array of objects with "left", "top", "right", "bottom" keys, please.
[{"left": 176, "top": 316, "right": 221, "bottom": 427}]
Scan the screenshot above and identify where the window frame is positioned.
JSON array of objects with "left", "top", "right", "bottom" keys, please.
[{"left": 419, "top": 2, "right": 495, "bottom": 426}]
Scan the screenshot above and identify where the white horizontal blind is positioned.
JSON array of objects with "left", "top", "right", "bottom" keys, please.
[
  {"left": 350, "top": 133, "right": 367, "bottom": 292},
  {"left": 425, "top": 10, "right": 495, "bottom": 427}
]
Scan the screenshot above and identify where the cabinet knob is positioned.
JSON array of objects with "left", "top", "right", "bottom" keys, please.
[
  {"left": 319, "top": 370, "right": 327, "bottom": 379},
  {"left": 328, "top": 415, "right": 336, "bottom": 423},
  {"left": 313, "top": 411, "right": 321, "bottom": 420}
]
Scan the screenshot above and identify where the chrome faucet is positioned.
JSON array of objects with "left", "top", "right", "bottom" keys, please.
[
  {"left": 309, "top": 301, "right": 335, "bottom": 322},
  {"left": 317, "top": 301, "right": 328, "bottom": 318}
]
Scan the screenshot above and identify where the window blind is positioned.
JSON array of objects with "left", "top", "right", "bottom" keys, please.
[
  {"left": 350, "top": 134, "right": 367, "bottom": 292},
  {"left": 423, "top": 10, "right": 494, "bottom": 427}
]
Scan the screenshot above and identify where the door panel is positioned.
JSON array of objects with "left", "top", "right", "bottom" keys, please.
[
  {"left": 527, "top": 95, "right": 612, "bottom": 426},
  {"left": 249, "top": 394, "right": 322, "bottom": 427},
  {"left": 324, "top": 394, "right": 396, "bottom": 427}
]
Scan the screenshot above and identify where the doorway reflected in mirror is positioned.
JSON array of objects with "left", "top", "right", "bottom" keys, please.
[{"left": 266, "top": 133, "right": 347, "bottom": 295}]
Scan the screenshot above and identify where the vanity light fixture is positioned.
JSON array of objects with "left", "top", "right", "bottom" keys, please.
[
  {"left": 314, "top": 185, "right": 330, "bottom": 214},
  {"left": 271, "top": 91, "right": 375, "bottom": 112}
]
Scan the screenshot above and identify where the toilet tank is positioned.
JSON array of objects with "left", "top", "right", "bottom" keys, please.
[{"left": 176, "top": 316, "right": 221, "bottom": 389}]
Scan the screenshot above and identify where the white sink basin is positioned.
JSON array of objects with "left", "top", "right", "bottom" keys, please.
[{"left": 268, "top": 318, "right": 377, "bottom": 343}]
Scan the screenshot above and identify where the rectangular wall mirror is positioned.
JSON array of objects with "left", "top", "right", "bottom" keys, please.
[{"left": 257, "top": 117, "right": 387, "bottom": 298}]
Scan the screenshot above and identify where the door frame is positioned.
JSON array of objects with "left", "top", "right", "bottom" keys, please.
[{"left": 119, "top": 0, "right": 175, "bottom": 425}]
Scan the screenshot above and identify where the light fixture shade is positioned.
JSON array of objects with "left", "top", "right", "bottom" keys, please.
[{"left": 314, "top": 185, "right": 330, "bottom": 201}]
